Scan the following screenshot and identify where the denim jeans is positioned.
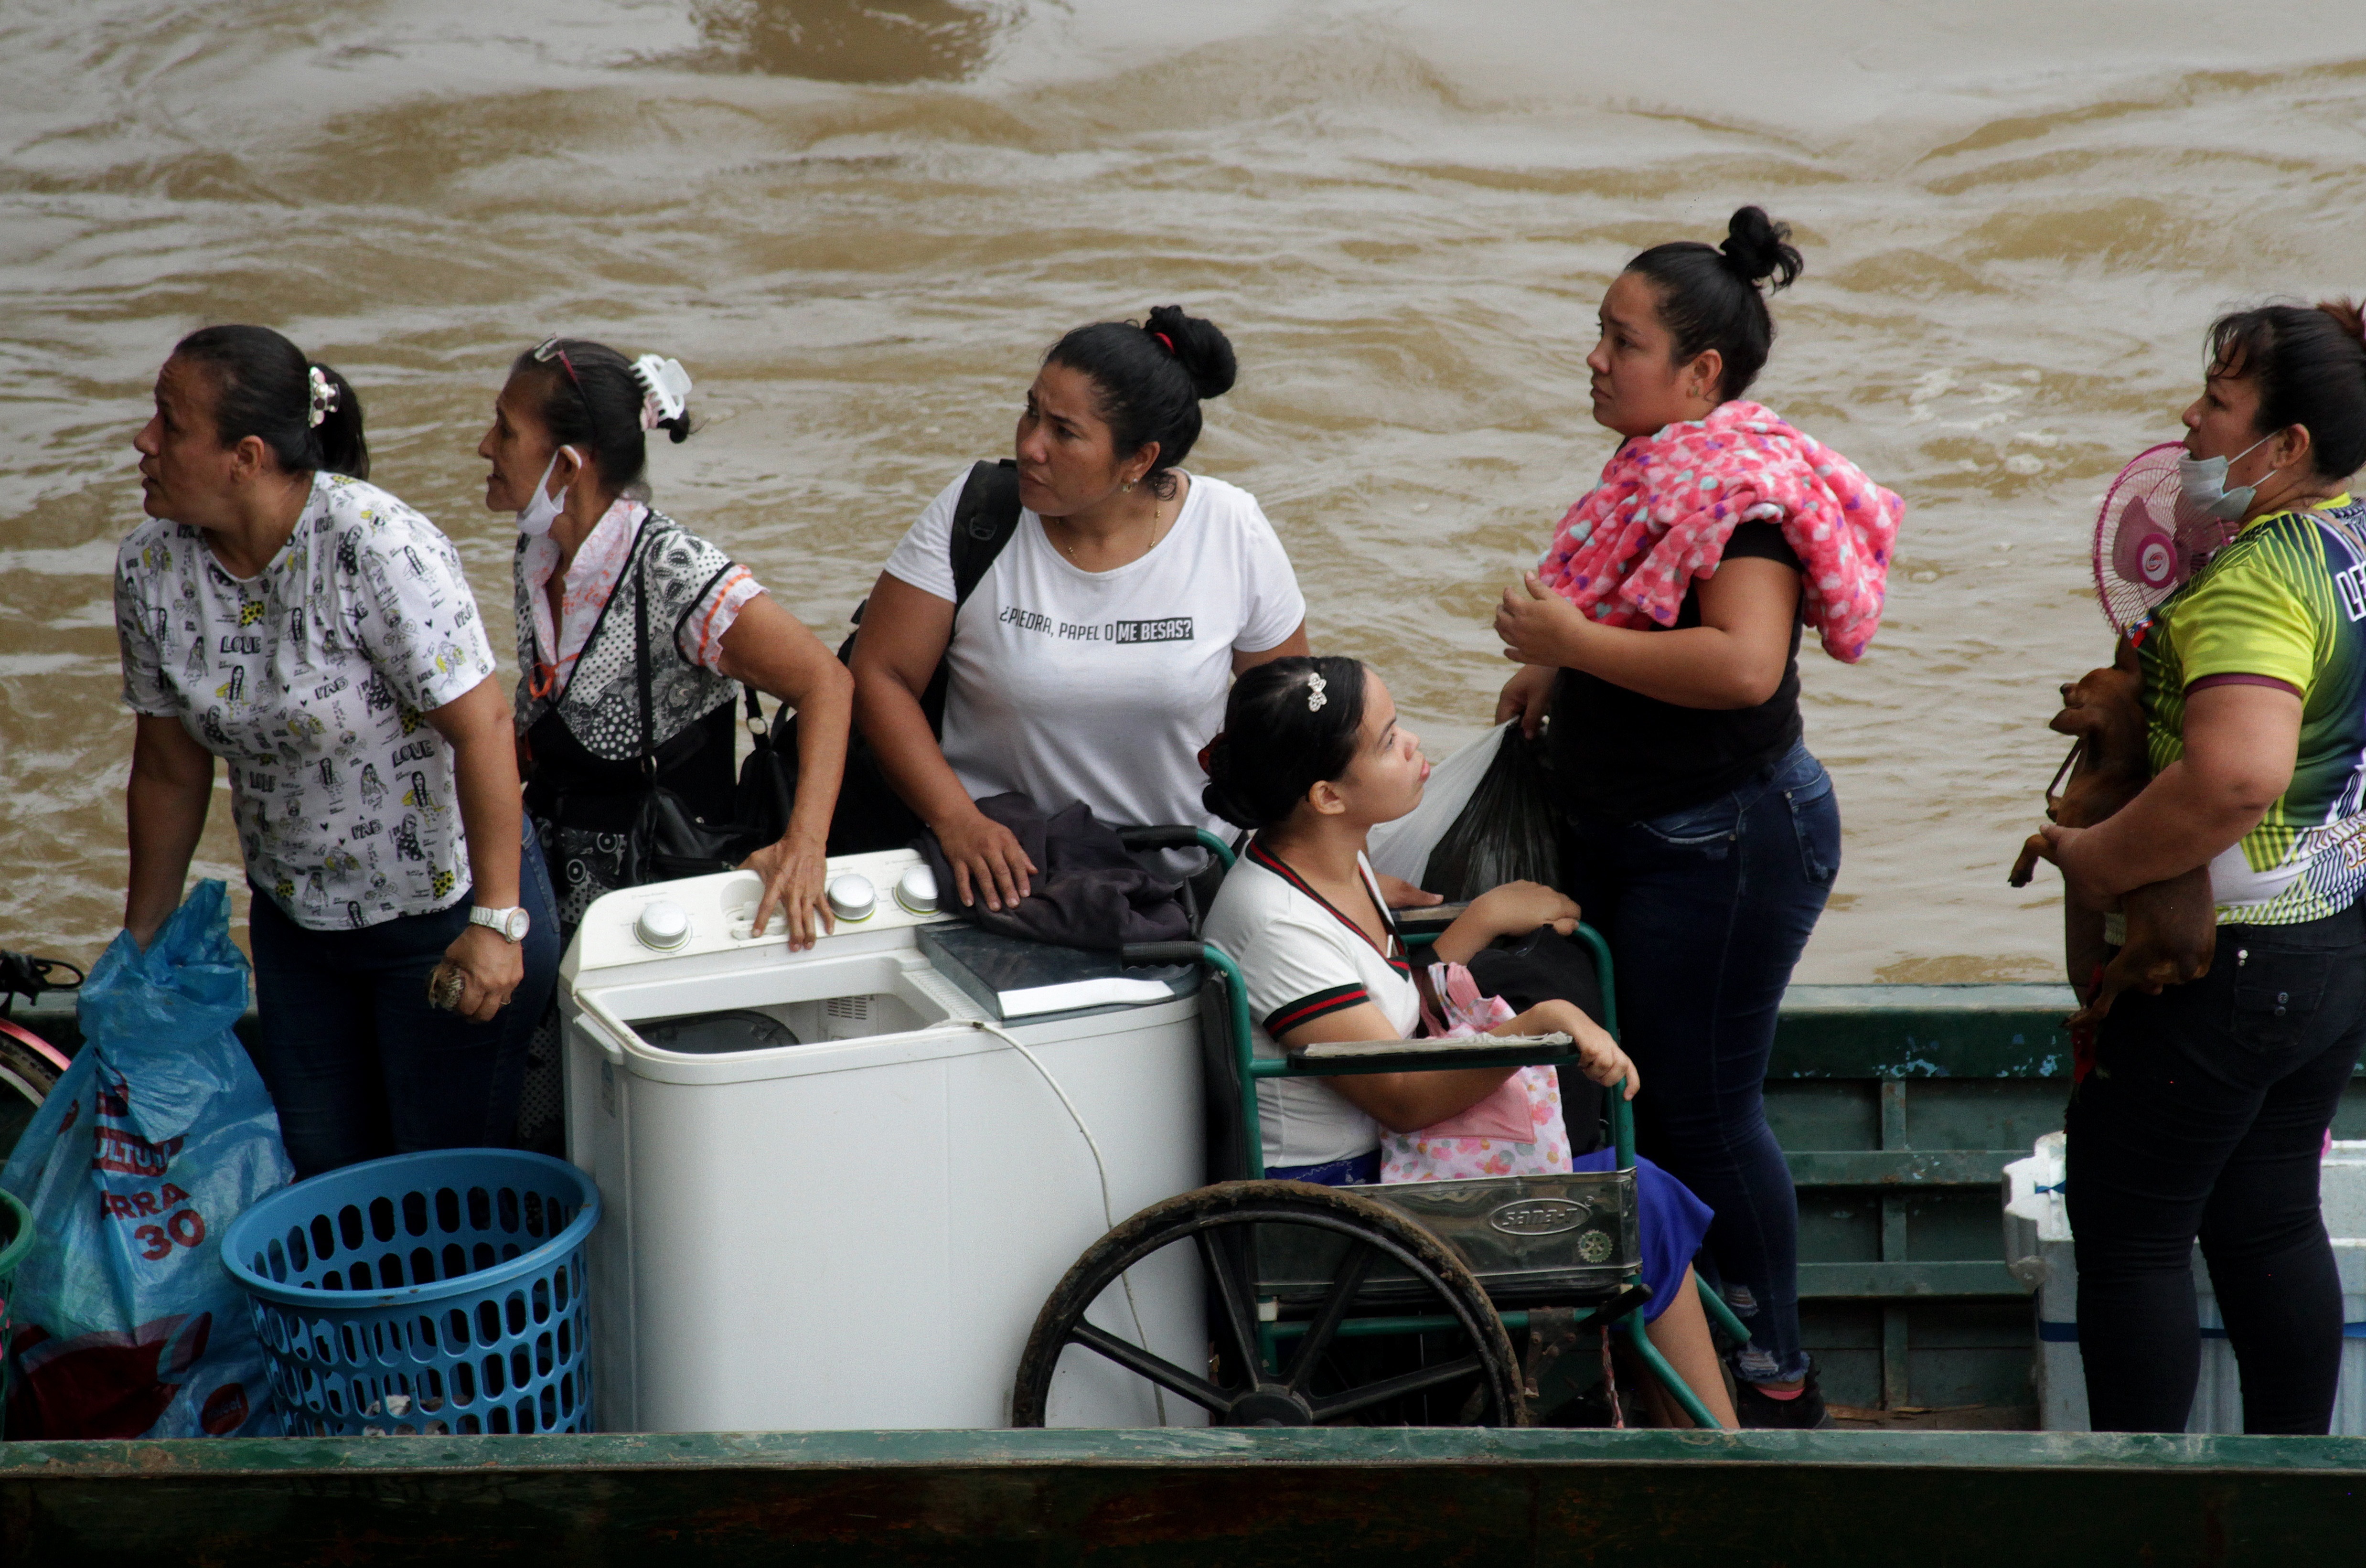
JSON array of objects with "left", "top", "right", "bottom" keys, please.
[
  {"left": 2064, "top": 903, "right": 2366, "bottom": 1433},
  {"left": 1563, "top": 740, "right": 1839, "bottom": 1383},
  {"left": 247, "top": 820, "right": 562, "bottom": 1180}
]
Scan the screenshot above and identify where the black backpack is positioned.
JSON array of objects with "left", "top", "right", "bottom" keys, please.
[{"left": 736, "top": 459, "right": 1023, "bottom": 854}]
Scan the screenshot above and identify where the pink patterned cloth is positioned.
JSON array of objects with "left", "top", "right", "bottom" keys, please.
[
  {"left": 522, "top": 498, "right": 762, "bottom": 696},
  {"left": 1379, "top": 961, "right": 1573, "bottom": 1183},
  {"left": 1535, "top": 400, "right": 1902, "bottom": 664}
]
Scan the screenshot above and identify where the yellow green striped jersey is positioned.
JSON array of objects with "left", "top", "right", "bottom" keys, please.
[{"left": 2138, "top": 493, "right": 2366, "bottom": 925}]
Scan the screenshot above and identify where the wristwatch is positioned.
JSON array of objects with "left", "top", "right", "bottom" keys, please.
[{"left": 469, "top": 905, "right": 532, "bottom": 943}]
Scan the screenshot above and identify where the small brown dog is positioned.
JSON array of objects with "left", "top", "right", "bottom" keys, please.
[{"left": 2009, "top": 642, "right": 2216, "bottom": 1026}]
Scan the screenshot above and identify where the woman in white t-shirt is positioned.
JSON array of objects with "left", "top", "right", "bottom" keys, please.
[
  {"left": 1199, "top": 655, "right": 1735, "bottom": 1428},
  {"left": 852, "top": 306, "right": 1309, "bottom": 910}
]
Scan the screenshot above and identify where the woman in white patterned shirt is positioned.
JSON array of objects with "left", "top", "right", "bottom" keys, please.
[{"left": 118, "top": 325, "right": 557, "bottom": 1179}]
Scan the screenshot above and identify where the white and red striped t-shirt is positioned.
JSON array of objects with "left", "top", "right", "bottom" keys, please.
[{"left": 1201, "top": 841, "right": 1420, "bottom": 1169}]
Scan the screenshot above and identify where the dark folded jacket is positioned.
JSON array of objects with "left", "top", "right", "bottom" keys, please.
[{"left": 921, "top": 793, "right": 1190, "bottom": 950}]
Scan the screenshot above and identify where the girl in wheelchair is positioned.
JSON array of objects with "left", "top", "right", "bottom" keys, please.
[{"left": 1199, "top": 655, "right": 1737, "bottom": 1427}]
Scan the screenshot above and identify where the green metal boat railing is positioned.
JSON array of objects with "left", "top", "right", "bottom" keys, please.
[{"left": 1775, "top": 983, "right": 2366, "bottom": 1418}]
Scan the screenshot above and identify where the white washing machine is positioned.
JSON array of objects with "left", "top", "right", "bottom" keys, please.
[{"left": 559, "top": 848, "right": 1208, "bottom": 1432}]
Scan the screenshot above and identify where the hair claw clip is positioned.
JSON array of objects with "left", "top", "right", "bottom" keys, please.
[
  {"left": 306, "top": 366, "right": 339, "bottom": 429},
  {"left": 632, "top": 355, "right": 693, "bottom": 430}
]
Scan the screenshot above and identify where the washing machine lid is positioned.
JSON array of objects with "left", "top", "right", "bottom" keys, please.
[{"left": 918, "top": 925, "right": 1196, "bottom": 1021}]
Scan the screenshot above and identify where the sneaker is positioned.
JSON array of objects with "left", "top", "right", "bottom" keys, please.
[{"left": 1733, "top": 1363, "right": 1831, "bottom": 1429}]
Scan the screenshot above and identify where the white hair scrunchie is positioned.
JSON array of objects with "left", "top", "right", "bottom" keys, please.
[{"left": 306, "top": 366, "right": 339, "bottom": 429}]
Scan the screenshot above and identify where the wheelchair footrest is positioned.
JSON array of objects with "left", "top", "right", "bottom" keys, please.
[{"left": 1255, "top": 1171, "right": 1640, "bottom": 1308}]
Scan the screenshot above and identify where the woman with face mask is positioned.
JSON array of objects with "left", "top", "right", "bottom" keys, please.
[
  {"left": 117, "top": 325, "right": 559, "bottom": 1179},
  {"left": 480, "top": 338, "right": 854, "bottom": 949},
  {"left": 1490, "top": 208, "right": 1904, "bottom": 1427},
  {"left": 2033, "top": 301, "right": 2366, "bottom": 1435},
  {"left": 1198, "top": 655, "right": 1734, "bottom": 1429},
  {"left": 850, "top": 306, "right": 1317, "bottom": 910}
]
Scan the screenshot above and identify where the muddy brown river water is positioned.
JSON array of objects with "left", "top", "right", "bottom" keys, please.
[{"left": 5, "top": 0, "right": 2366, "bottom": 981}]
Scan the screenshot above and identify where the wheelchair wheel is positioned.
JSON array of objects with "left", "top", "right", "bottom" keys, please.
[{"left": 1012, "top": 1179, "right": 1523, "bottom": 1428}]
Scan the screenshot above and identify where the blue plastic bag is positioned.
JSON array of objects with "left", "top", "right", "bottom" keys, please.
[{"left": 0, "top": 881, "right": 294, "bottom": 1437}]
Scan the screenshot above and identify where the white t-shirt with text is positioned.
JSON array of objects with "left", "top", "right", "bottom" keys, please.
[{"left": 882, "top": 469, "right": 1304, "bottom": 840}]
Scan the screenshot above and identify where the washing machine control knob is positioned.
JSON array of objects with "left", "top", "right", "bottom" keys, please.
[
  {"left": 635, "top": 899, "right": 691, "bottom": 951},
  {"left": 895, "top": 864, "right": 939, "bottom": 915},
  {"left": 827, "top": 873, "right": 877, "bottom": 923}
]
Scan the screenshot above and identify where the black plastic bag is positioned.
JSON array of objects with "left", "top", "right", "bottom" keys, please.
[{"left": 1420, "top": 727, "right": 1565, "bottom": 901}]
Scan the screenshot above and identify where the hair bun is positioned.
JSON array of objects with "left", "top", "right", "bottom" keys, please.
[
  {"left": 1201, "top": 781, "right": 1259, "bottom": 831},
  {"left": 1144, "top": 304, "right": 1237, "bottom": 401},
  {"left": 1198, "top": 734, "right": 1260, "bottom": 829},
  {"left": 1718, "top": 206, "right": 1803, "bottom": 294},
  {"left": 2317, "top": 296, "right": 2366, "bottom": 347}
]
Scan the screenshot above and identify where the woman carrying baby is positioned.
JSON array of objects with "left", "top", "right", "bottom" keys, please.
[
  {"left": 2037, "top": 301, "right": 2366, "bottom": 1434},
  {"left": 1199, "top": 656, "right": 1734, "bottom": 1428},
  {"left": 1492, "top": 207, "right": 1902, "bottom": 1425}
]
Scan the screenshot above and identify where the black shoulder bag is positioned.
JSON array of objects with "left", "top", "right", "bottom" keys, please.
[
  {"left": 743, "top": 458, "right": 1024, "bottom": 855},
  {"left": 622, "top": 550, "right": 771, "bottom": 886}
]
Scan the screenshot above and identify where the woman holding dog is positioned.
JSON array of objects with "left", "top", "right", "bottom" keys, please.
[
  {"left": 1491, "top": 207, "right": 1903, "bottom": 1426},
  {"left": 2038, "top": 301, "right": 2366, "bottom": 1434}
]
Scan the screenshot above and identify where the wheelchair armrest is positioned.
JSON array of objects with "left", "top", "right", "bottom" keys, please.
[
  {"left": 1388, "top": 901, "right": 1469, "bottom": 932},
  {"left": 1120, "top": 941, "right": 1207, "bottom": 968},
  {"left": 1280, "top": 1031, "right": 1574, "bottom": 1076},
  {"left": 1118, "top": 824, "right": 1239, "bottom": 870},
  {"left": 1118, "top": 824, "right": 1203, "bottom": 851}
]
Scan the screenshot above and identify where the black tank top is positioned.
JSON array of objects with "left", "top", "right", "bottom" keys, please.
[{"left": 1545, "top": 522, "right": 1804, "bottom": 823}]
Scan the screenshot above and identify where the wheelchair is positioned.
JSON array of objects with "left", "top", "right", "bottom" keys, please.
[{"left": 1009, "top": 829, "right": 1746, "bottom": 1429}]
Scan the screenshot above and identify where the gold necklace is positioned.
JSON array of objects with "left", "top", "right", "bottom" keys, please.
[{"left": 1055, "top": 492, "right": 1167, "bottom": 564}]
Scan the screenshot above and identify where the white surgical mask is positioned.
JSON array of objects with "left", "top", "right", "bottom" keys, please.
[
  {"left": 2178, "top": 431, "right": 2280, "bottom": 523},
  {"left": 516, "top": 447, "right": 580, "bottom": 538}
]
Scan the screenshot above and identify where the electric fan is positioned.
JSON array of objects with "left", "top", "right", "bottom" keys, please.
[{"left": 2091, "top": 441, "right": 2233, "bottom": 635}]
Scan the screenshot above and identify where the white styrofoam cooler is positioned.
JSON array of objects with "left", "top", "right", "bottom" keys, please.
[
  {"left": 2004, "top": 1132, "right": 2366, "bottom": 1433},
  {"left": 559, "top": 850, "right": 1209, "bottom": 1432}
]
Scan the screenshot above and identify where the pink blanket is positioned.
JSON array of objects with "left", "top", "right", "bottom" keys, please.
[
  {"left": 1379, "top": 961, "right": 1573, "bottom": 1184},
  {"left": 1535, "top": 401, "right": 1902, "bottom": 663}
]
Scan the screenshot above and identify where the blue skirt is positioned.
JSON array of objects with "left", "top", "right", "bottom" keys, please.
[
  {"left": 1267, "top": 1150, "right": 1381, "bottom": 1186},
  {"left": 1269, "top": 1148, "right": 1713, "bottom": 1323},
  {"left": 1571, "top": 1149, "right": 1713, "bottom": 1322}
]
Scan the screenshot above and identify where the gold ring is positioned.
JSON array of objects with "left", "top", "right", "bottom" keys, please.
[{"left": 427, "top": 962, "right": 468, "bottom": 1012}]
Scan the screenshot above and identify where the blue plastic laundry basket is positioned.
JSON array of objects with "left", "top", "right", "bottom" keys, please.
[{"left": 222, "top": 1148, "right": 600, "bottom": 1436}]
